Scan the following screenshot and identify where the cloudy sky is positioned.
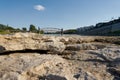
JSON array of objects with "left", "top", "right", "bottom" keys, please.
[{"left": 0, "top": 0, "right": 120, "bottom": 29}]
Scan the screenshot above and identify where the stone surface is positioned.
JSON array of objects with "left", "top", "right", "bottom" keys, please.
[
  {"left": 65, "top": 43, "right": 106, "bottom": 51},
  {"left": 0, "top": 53, "right": 74, "bottom": 80},
  {"left": 0, "top": 33, "right": 65, "bottom": 54},
  {"left": 0, "top": 33, "right": 120, "bottom": 80}
]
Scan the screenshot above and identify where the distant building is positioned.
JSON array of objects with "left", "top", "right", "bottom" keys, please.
[{"left": 77, "top": 18, "right": 120, "bottom": 36}]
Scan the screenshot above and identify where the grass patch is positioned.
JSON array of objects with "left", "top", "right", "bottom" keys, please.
[{"left": 0, "top": 30, "right": 11, "bottom": 34}]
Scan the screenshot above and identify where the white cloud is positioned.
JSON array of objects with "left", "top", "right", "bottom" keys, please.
[{"left": 34, "top": 5, "right": 45, "bottom": 11}]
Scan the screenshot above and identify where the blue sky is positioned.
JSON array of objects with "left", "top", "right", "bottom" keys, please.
[{"left": 0, "top": 0, "right": 120, "bottom": 29}]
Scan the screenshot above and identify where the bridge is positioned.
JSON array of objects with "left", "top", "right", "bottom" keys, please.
[{"left": 41, "top": 27, "right": 62, "bottom": 33}]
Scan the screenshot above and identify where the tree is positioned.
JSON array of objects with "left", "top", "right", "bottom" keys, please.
[
  {"left": 40, "top": 30, "right": 44, "bottom": 34},
  {"left": 22, "top": 27, "right": 27, "bottom": 32},
  {"left": 64, "top": 29, "right": 77, "bottom": 34},
  {"left": 29, "top": 24, "right": 37, "bottom": 32}
]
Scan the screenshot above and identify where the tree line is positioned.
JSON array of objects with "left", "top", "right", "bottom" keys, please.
[{"left": 0, "top": 24, "right": 44, "bottom": 34}]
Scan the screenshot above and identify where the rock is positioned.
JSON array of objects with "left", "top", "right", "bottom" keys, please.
[
  {"left": 74, "top": 71, "right": 96, "bottom": 80},
  {"left": 94, "top": 37, "right": 120, "bottom": 45},
  {"left": 96, "top": 47, "right": 120, "bottom": 61},
  {"left": 65, "top": 43, "right": 101, "bottom": 51},
  {"left": 0, "top": 33, "right": 120, "bottom": 80},
  {"left": 66, "top": 44, "right": 96, "bottom": 51},
  {"left": 58, "top": 36, "right": 95, "bottom": 44},
  {"left": 39, "top": 74, "right": 67, "bottom": 80},
  {"left": 0, "top": 33, "right": 65, "bottom": 54},
  {"left": 107, "top": 67, "right": 120, "bottom": 80},
  {"left": 0, "top": 46, "right": 6, "bottom": 53},
  {"left": 0, "top": 53, "right": 74, "bottom": 80},
  {"left": 87, "top": 46, "right": 120, "bottom": 80},
  {"left": 39, "top": 41, "right": 65, "bottom": 54}
]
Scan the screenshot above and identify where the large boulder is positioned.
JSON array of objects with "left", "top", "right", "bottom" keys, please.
[
  {"left": 0, "top": 33, "right": 65, "bottom": 54},
  {"left": 0, "top": 53, "right": 75, "bottom": 80}
]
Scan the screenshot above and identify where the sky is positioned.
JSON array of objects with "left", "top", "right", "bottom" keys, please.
[{"left": 0, "top": 0, "right": 120, "bottom": 30}]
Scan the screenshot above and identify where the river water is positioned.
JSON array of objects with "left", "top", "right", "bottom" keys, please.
[{"left": 43, "top": 34, "right": 80, "bottom": 36}]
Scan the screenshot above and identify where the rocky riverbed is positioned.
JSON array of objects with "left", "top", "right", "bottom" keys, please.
[{"left": 0, "top": 33, "right": 120, "bottom": 80}]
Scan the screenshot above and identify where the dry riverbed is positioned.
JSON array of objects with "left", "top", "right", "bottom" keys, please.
[{"left": 0, "top": 33, "right": 120, "bottom": 80}]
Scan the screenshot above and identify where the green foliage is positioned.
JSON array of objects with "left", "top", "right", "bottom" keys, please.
[
  {"left": 29, "top": 24, "right": 37, "bottom": 32},
  {"left": 16, "top": 28, "right": 21, "bottom": 32},
  {"left": 111, "top": 30, "right": 120, "bottom": 34},
  {"left": 64, "top": 29, "right": 77, "bottom": 34},
  {"left": 0, "top": 24, "right": 16, "bottom": 34},
  {"left": 0, "top": 30, "right": 10, "bottom": 34},
  {"left": 0, "top": 24, "right": 14, "bottom": 30},
  {"left": 0, "top": 23, "right": 43, "bottom": 34},
  {"left": 22, "top": 27, "right": 27, "bottom": 32},
  {"left": 40, "top": 30, "right": 44, "bottom": 34}
]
